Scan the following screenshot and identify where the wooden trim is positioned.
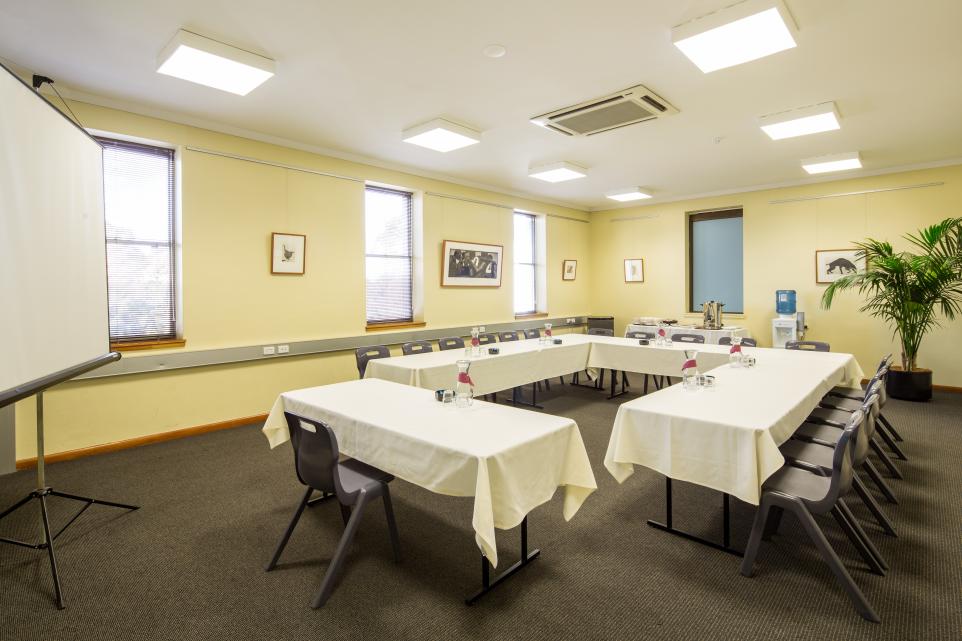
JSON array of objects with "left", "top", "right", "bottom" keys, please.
[
  {"left": 515, "top": 312, "right": 548, "bottom": 319},
  {"left": 934, "top": 384, "right": 962, "bottom": 394},
  {"left": 15, "top": 413, "right": 267, "bottom": 470},
  {"left": 111, "top": 338, "right": 186, "bottom": 351},
  {"left": 365, "top": 320, "right": 426, "bottom": 332}
]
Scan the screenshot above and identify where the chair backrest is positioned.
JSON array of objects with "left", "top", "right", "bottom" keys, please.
[
  {"left": 852, "top": 392, "right": 881, "bottom": 465},
  {"left": 523, "top": 328, "right": 540, "bottom": 339},
  {"left": 284, "top": 412, "right": 341, "bottom": 497},
  {"left": 477, "top": 333, "right": 496, "bottom": 345},
  {"left": 813, "top": 409, "right": 864, "bottom": 512},
  {"left": 437, "top": 336, "right": 465, "bottom": 351},
  {"left": 671, "top": 333, "right": 706, "bottom": 344},
  {"left": 355, "top": 345, "right": 391, "bottom": 378},
  {"left": 718, "top": 336, "right": 758, "bottom": 347},
  {"left": 626, "top": 330, "right": 655, "bottom": 339},
  {"left": 785, "top": 340, "right": 830, "bottom": 352},
  {"left": 588, "top": 328, "right": 614, "bottom": 337},
  {"left": 401, "top": 340, "right": 433, "bottom": 356},
  {"left": 499, "top": 330, "right": 520, "bottom": 342}
]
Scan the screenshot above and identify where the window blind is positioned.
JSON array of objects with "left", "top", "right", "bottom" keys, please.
[
  {"left": 689, "top": 209, "right": 744, "bottom": 313},
  {"left": 365, "top": 186, "right": 413, "bottom": 324},
  {"left": 513, "top": 212, "right": 537, "bottom": 315},
  {"left": 97, "top": 137, "right": 177, "bottom": 342}
]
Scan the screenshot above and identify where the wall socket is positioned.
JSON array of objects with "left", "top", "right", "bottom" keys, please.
[
  {"left": 479, "top": 326, "right": 485, "bottom": 332},
  {"left": 566, "top": 318, "right": 576, "bottom": 324},
  {"left": 277, "top": 344, "right": 290, "bottom": 354},
  {"left": 262, "top": 346, "right": 276, "bottom": 355}
]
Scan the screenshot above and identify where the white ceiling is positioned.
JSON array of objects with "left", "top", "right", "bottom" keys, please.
[{"left": 2, "top": 0, "right": 961, "bottom": 210}]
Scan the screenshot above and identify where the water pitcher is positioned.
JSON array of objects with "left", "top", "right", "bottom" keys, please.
[
  {"left": 682, "top": 350, "right": 699, "bottom": 390},
  {"left": 455, "top": 359, "right": 474, "bottom": 407}
]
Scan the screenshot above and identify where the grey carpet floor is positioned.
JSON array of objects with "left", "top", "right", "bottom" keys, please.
[{"left": 1, "top": 379, "right": 960, "bottom": 641}]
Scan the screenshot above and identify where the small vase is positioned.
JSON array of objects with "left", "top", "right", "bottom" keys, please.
[{"left": 455, "top": 359, "right": 474, "bottom": 406}]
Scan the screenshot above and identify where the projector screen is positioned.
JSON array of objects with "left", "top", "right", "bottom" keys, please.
[{"left": 0, "top": 63, "right": 109, "bottom": 403}]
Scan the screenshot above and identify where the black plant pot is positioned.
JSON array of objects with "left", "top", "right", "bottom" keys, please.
[{"left": 887, "top": 367, "right": 932, "bottom": 402}]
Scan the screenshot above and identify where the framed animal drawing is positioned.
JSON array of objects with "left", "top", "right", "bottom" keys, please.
[
  {"left": 272, "top": 232, "right": 306, "bottom": 275},
  {"left": 562, "top": 259, "right": 577, "bottom": 281},
  {"left": 815, "top": 249, "right": 864, "bottom": 284}
]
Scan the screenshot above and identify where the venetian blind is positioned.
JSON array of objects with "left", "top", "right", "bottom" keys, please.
[
  {"left": 513, "top": 212, "right": 537, "bottom": 315},
  {"left": 97, "top": 137, "right": 177, "bottom": 342},
  {"left": 365, "top": 186, "right": 413, "bottom": 324}
]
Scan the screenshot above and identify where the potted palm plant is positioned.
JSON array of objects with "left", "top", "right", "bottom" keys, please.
[{"left": 821, "top": 217, "right": 962, "bottom": 401}]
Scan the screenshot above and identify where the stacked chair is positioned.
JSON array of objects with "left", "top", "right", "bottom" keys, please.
[
  {"left": 401, "top": 340, "right": 432, "bottom": 355},
  {"left": 718, "top": 336, "right": 758, "bottom": 347},
  {"left": 741, "top": 355, "right": 908, "bottom": 623}
]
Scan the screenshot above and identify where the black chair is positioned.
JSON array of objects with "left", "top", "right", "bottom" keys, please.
[
  {"left": 718, "top": 336, "right": 758, "bottom": 347},
  {"left": 401, "top": 340, "right": 433, "bottom": 355},
  {"left": 355, "top": 345, "right": 390, "bottom": 378},
  {"left": 671, "top": 333, "right": 706, "bottom": 344},
  {"left": 499, "top": 330, "right": 521, "bottom": 342},
  {"left": 523, "top": 328, "right": 540, "bottom": 339},
  {"left": 437, "top": 336, "right": 465, "bottom": 351},
  {"left": 741, "top": 410, "right": 881, "bottom": 622},
  {"left": 786, "top": 340, "right": 831, "bottom": 352},
  {"left": 826, "top": 355, "right": 905, "bottom": 458},
  {"left": 587, "top": 328, "right": 614, "bottom": 337},
  {"left": 477, "top": 333, "right": 497, "bottom": 345},
  {"left": 266, "top": 413, "right": 401, "bottom": 608}
]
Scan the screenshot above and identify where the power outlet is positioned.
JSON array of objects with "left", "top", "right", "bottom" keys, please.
[
  {"left": 479, "top": 326, "right": 486, "bottom": 332},
  {"left": 277, "top": 344, "right": 290, "bottom": 354},
  {"left": 262, "top": 346, "right": 276, "bottom": 356},
  {"left": 567, "top": 318, "right": 576, "bottom": 324}
]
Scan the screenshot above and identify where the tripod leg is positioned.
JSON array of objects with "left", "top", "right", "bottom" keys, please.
[
  {"left": 48, "top": 490, "right": 139, "bottom": 511},
  {"left": 39, "top": 494, "right": 64, "bottom": 609}
]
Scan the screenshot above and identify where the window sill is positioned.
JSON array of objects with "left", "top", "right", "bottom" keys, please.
[
  {"left": 111, "top": 338, "right": 186, "bottom": 352},
  {"left": 365, "top": 321, "right": 426, "bottom": 332},
  {"left": 514, "top": 312, "right": 548, "bottom": 320}
]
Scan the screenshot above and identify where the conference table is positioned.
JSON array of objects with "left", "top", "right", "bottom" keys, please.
[
  {"left": 604, "top": 346, "right": 863, "bottom": 553},
  {"left": 262, "top": 377, "right": 597, "bottom": 603},
  {"left": 625, "top": 323, "right": 752, "bottom": 345}
]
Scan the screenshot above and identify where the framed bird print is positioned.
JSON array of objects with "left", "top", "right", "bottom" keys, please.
[
  {"left": 562, "top": 259, "right": 577, "bottom": 281},
  {"left": 271, "top": 232, "right": 306, "bottom": 275}
]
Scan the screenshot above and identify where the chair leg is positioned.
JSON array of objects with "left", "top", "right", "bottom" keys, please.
[
  {"left": 382, "top": 485, "right": 402, "bottom": 563},
  {"left": 795, "top": 504, "right": 881, "bottom": 622},
  {"left": 831, "top": 505, "right": 885, "bottom": 576},
  {"left": 622, "top": 371, "right": 630, "bottom": 390},
  {"left": 837, "top": 499, "right": 888, "bottom": 572},
  {"left": 762, "top": 506, "right": 784, "bottom": 540},
  {"left": 740, "top": 498, "right": 774, "bottom": 576},
  {"left": 853, "top": 475, "right": 897, "bottom": 537},
  {"left": 312, "top": 493, "right": 369, "bottom": 608},
  {"left": 878, "top": 413, "right": 904, "bottom": 442},
  {"left": 339, "top": 504, "right": 351, "bottom": 526},
  {"left": 544, "top": 378, "right": 551, "bottom": 391},
  {"left": 558, "top": 376, "right": 565, "bottom": 386},
  {"left": 643, "top": 375, "right": 650, "bottom": 396},
  {"left": 875, "top": 421, "right": 908, "bottom": 460},
  {"left": 870, "top": 439, "right": 904, "bottom": 479},
  {"left": 266, "top": 487, "right": 312, "bottom": 571},
  {"left": 863, "top": 460, "right": 899, "bottom": 504}
]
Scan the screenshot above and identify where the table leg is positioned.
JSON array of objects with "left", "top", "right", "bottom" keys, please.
[
  {"left": 465, "top": 516, "right": 541, "bottom": 605},
  {"left": 646, "top": 477, "right": 742, "bottom": 556},
  {"left": 607, "top": 370, "right": 629, "bottom": 400}
]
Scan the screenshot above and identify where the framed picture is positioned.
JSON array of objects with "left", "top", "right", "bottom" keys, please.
[
  {"left": 441, "top": 240, "right": 503, "bottom": 287},
  {"left": 815, "top": 248, "right": 865, "bottom": 284},
  {"left": 562, "top": 259, "right": 578, "bottom": 281},
  {"left": 624, "top": 258, "right": 644, "bottom": 283},
  {"left": 271, "top": 232, "right": 306, "bottom": 275}
]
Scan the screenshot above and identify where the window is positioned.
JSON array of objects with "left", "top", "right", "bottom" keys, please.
[
  {"left": 513, "top": 212, "right": 537, "bottom": 315},
  {"left": 98, "top": 137, "right": 177, "bottom": 344},
  {"left": 689, "top": 208, "right": 744, "bottom": 313},
  {"left": 365, "top": 186, "right": 414, "bottom": 324}
]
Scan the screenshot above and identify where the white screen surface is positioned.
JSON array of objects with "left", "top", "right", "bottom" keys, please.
[{"left": 0, "top": 65, "right": 109, "bottom": 397}]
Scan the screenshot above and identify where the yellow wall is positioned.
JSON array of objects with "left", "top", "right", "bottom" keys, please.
[
  {"left": 14, "top": 101, "right": 591, "bottom": 459},
  {"left": 588, "top": 164, "right": 962, "bottom": 386}
]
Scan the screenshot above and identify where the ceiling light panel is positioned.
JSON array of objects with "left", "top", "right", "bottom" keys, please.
[
  {"left": 157, "top": 30, "right": 275, "bottom": 95},
  {"left": 402, "top": 118, "right": 481, "bottom": 152},
  {"left": 672, "top": 0, "right": 798, "bottom": 73},
  {"left": 528, "top": 162, "right": 588, "bottom": 183},
  {"left": 801, "top": 152, "right": 862, "bottom": 174},
  {"left": 606, "top": 188, "right": 652, "bottom": 202},
  {"left": 760, "top": 102, "right": 840, "bottom": 140}
]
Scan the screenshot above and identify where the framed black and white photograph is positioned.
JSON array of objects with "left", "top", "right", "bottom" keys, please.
[
  {"left": 441, "top": 240, "right": 503, "bottom": 287},
  {"left": 562, "top": 259, "right": 577, "bottom": 281},
  {"left": 815, "top": 248, "right": 864, "bottom": 284},
  {"left": 624, "top": 258, "right": 644, "bottom": 283},
  {"left": 271, "top": 232, "right": 306, "bottom": 275}
]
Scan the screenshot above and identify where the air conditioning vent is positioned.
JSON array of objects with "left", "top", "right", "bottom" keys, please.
[{"left": 531, "top": 85, "right": 678, "bottom": 136}]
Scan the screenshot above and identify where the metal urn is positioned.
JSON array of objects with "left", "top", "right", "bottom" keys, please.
[{"left": 702, "top": 300, "right": 724, "bottom": 330}]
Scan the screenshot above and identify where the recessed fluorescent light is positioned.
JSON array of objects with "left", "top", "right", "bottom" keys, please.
[
  {"left": 801, "top": 152, "right": 862, "bottom": 175},
  {"left": 606, "top": 188, "right": 652, "bottom": 202},
  {"left": 402, "top": 118, "right": 481, "bottom": 152},
  {"left": 528, "top": 162, "right": 588, "bottom": 183},
  {"left": 672, "top": 0, "right": 797, "bottom": 73},
  {"left": 760, "top": 102, "right": 840, "bottom": 140},
  {"left": 157, "top": 29, "right": 274, "bottom": 95}
]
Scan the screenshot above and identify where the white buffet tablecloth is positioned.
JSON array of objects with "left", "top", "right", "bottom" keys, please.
[
  {"left": 603, "top": 348, "right": 863, "bottom": 505},
  {"left": 585, "top": 335, "right": 732, "bottom": 377},
  {"left": 263, "top": 378, "right": 597, "bottom": 567},
  {"left": 626, "top": 324, "right": 751, "bottom": 345}
]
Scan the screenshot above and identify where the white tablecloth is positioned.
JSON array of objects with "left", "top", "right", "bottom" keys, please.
[
  {"left": 626, "top": 324, "right": 751, "bottom": 345},
  {"left": 365, "top": 337, "right": 591, "bottom": 395},
  {"left": 263, "top": 378, "right": 597, "bottom": 567},
  {"left": 585, "top": 335, "right": 732, "bottom": 377},
  {"left": 604, "top": 348, "right": 863, "bottom": 505}
]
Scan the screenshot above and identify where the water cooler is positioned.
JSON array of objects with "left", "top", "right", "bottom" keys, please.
[{"left": 772, "top": 290, "right": 805, "bottom": 348}]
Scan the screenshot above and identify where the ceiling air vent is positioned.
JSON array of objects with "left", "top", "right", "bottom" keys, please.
[{"left": 531, "top": 85, "right": 678, "bottom": 136}]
